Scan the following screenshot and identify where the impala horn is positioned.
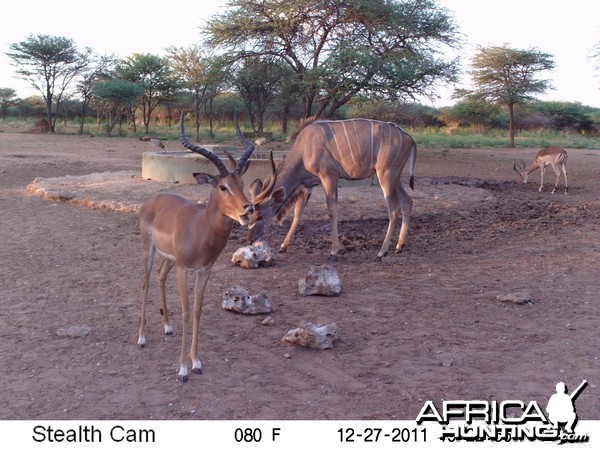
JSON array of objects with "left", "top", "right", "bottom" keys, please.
[
  {"left": 179, "top": 110, "right": 229, "bottom": 177},
  {"left": 233, "top": 111, "right": 255, "bottom": 175},
  {"left": 513, "top": 158, "right": 525, "bottom": 176}
]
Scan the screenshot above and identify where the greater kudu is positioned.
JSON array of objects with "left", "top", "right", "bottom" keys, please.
[
  {"left": 513, "top": 147, "right": 568, "bottom": 194},
  {"left": 247, "top": 118, "right": 417, "bottom": 261},
  {"left": 138, "top": 112, "right": 254, "bottom": 382}
]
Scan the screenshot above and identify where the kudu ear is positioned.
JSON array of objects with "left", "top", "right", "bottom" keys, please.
[
  {"left": 269, "top": 187, "right": 286, "bottom": 205},
  {"left": 249, "top": 178, "right": 263, "bottom": 200},
  {"left": 193, "top": 172, "right": 217, "bottom": 186}
]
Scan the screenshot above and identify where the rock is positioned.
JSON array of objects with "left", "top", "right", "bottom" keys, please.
[
  {"left": 56, "top": 325, "right": 91, "bottom": 338},
  {"left": 496, "top": 292, "right": 532, "bottom": 305},
  {"left": 261, "top": 316, "right": 275, "bottom": 326},
  {"left": 222, "top": 285, "right": 274, "bottom": 314},
  {"left": 298, "top": 265, "right": 341, "bottom": 296},
  {"left": 282, "top": 322, "right": 338, "bottom": 349},
  {"left": 232, "top": 241, "right": 276, "bottom": 269}
]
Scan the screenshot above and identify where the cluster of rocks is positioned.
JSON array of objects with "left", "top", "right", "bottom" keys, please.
[
  {"left": 298, "top": 265, "right": 341, "bottom": 296},
  {"left": 282, "top": 322, "right": 338, "bottom": 350},
  {"left": 223, "top": 262, "right": 342, "bottom": 350},
  {"left": 222, "top": 285, "right": 274, "bottom": 315},
  {"left": 231, "top": 241, "right": 276, "bottom": 269}
]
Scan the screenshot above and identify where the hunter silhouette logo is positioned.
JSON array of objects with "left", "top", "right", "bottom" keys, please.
[
  {"left": 416, "top": 379, "right": 590, "bottom": 443},
  {"left": 546, "top": 380, "right": 587, "bottom": 434}
]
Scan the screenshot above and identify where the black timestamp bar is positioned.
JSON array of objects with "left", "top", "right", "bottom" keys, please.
[{"left": 338, "top": 427, "right": 426, "bottom": 443}]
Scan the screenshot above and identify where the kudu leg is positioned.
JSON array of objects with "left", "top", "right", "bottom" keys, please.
[
  {"left": 175, "top": 266, "right": 191, "bottom": 382},
  {"left": 280, "top": 189, "right": 311, "bottom": 253},
  {"left": 395, "top": 184, "right": 413, "bottom": 254},
  {"left": 190, "top": 268, "right": 211, "bottom": 375},
  {"left": 376, "top": 174, "right": 406, "bottom": 260},
  {"left": 378, "top": 192, "right": 400, "bottom": 260},
  {"left": 322, "top": 178, "right": 341, "bottom": 260},
  {"left": 157, "top": 258, "right": 175, "bottom": 335}
]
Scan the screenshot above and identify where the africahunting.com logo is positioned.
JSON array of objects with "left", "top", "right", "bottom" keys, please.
[{"left": 416, "top": 380, "right": 589, "bottom": 444}]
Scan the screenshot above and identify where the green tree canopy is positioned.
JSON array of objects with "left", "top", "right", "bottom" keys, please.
[
  {"left": 116, "top": 53, "right": 180, "bottom": 133},
  {"left": 93, "top": 79, "right": 143, "bottom": 134},
  {"left": 207, "top": 0, "right": 460, "bottom": 119},
  {"left": 233, "top": 57, "right": 290, "bottom": 135},
  {"left": 0, "top": 88, "right": 19, "bottom": 120},
  {"left": 6, "top": 34, "right": 92, "bottom": 132},
  {"left": 166, "top": 46, "right": 225, "bottom": 140},
  {"left": 455, "top": 44, "right": 555, "bottom": 147}
]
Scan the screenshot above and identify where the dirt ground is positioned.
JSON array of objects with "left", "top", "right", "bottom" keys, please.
[{"left": 0, "top": 130, "right": 598, "bottom": 421}]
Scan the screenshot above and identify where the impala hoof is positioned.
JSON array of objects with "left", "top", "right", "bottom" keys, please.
[
  {"left": 192, "top": 367, "right": 203, "bottom": 375},
  {"left": 278, "top": 247, "right": 287, "bottom": 254},
  {"left": 395, "top": 245, "right": 405, "bottom": 254},
  {"left": 327, "top": 254, "right": 338, "bottom": 262},
  {"left": 138, "top": 343, "right": 145, "bottom": 349},
  {"left": 178, "top": 374, "right": 188, "bottom": 382},
  {"left": 375, "top": 256, "right": 382, "bottom": 262},
  {"left": 165, "top": 330, "right": 173, "bottom": 336}
]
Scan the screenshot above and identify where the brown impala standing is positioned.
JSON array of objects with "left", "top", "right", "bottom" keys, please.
[
  {"left": 247, "top": 118, "right": 417, "bottom": 261},
  {"left": 137, "top": 112, "right": 254, "bottom": 382}
]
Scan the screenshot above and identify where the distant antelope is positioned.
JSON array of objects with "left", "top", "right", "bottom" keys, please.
[
  {"left": 137, "top": 112, "right": 254, "bottom": 382},
  {"left": 513, "top": 147, "right": 568, "bottom": 194},
  {"left": 247, "top": 118, "right": 417, "bottom": 261}
]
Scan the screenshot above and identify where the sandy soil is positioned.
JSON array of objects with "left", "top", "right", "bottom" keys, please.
[{"left": 0, "top": 130, "right": 598, "bottom": 420}]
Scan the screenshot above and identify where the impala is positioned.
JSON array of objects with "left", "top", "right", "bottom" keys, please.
[
  {"left": 247, "top": 118, "right": 417, "bottom": 261},
  {"left": 137, "top": 112, "right": 254, "bottom": 382},
  {"left": 513, "top": 147, "right": 568, "bottom": 194}
]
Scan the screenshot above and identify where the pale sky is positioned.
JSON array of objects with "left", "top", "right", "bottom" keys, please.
[{"left": 1, "top": 0, "right": 599, "bottom": 107}]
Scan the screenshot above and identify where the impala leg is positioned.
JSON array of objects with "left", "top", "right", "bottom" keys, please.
[
  {"left": 157, "top": 258, "right": 175, "bottom": 335},
  {"left": 539, "top": 165, "right": 547, "bottom": 192},
  {"left": 190, "top": 268, "right": 211, "bottom": 375},
  {"left": 321, "top": 178, "right": 341, "bottom": 260},
  {"left": 562, "top": 164, "right": 568, "bottom": 194},
  {"left": 395, "top": 183, "right": 413, "bottom": 254},
  {"left": 175, "top": 266, "right": 190, "bottom": 382},
  {"left": 280, "top": 189, "right": 311, "bottom": 253},
  {"left": 550, "top": 164, "right": 561, "bottom": 194},
  {"left": 138, "top": 244, "right": 155, "bottom": 348}
]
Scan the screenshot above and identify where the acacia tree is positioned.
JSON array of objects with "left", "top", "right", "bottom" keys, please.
[
  {"left": 233, "top": 57, "right": 289, "bottom": 135},
  {"left": 116, "top": 53, "right": 180, "bottom": 134},
  {"left": 0, "top": 88, "right": 18, "bottom": 120},
  {"left": 456, "top": 45, "right": 555, "bottom": 147},
  {"left": 6, "top": 34, "right": 92, "bottom": 132},
  {"left": 166, "top": 46, "right": 225, "bottom": 141},
  {"left": 75, "top": 54, "right": 118, "bottom": 134},
  {"left": 93, "top": 79, "right": 143, "bottom": 135},
  {"left": 206, "top": 0, "right": 460, "bottom": 119},
  {"left": 590, "top": 39, "right": 600, "bottom": 72}
]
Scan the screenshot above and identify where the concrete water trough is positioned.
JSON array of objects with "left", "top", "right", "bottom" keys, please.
[
  {"left": 141, "top": 145, "right": 378, "bottom": 186},
  {"left": 141, "top": 145, "right": 280, "bottom": 184}
]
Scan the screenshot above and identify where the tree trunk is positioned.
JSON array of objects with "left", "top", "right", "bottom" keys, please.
[{"left": 508, "top": 102, "right": 516, "bottom": 148}]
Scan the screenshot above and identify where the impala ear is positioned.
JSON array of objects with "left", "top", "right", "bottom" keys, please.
[
  {"left": 249, "top": 178, "right": 263, "bottom": 200},
  {"left": 193, "top": 172, "right": 217, "bottom": 186}
]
